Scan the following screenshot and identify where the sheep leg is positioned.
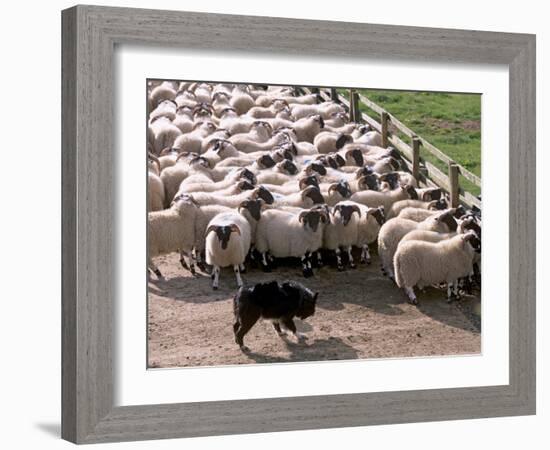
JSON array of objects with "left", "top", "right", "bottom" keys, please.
[
  {"left": 347, "top": 246, "right": 356, "bottom": 269},
  {"left": 234, "top": 265, "right": 243, "bottom": 288},
  {"left": 148, "top": 259, "right": 164, "bottom": 280},
  {"left": 446, "top": 283, "right": 454, "bottom": 302},
  {"left": 260, "top": 252, "right": 271, "bottom": 272},
  {"left": 301, "top": 254, "right": 313, "bottom": 278},
  {"left": 239, "top": 263, "right": 246, "bottom": 274},
  {"left": 180, "top": 251, "right": 196, "bottom": 275},
  {"left": 361, "top": 245, "right": 371, "bottom": 264},
  {"left": 195, "top": 250, "right": 207, "bottom": 272},
  {"left": 404, "top": 287, "right": 418, "bottom": 305},
  {"left": 335, "top": 248, "right": 344, "bottom": 271},
  {"left": 453, "top": 280, "right": 461, "bottom": 299},
  {"left": 316, "top": 251, "right": 323, "bottom": 267},
  {"left": 211, "top": 266, "right": 220, "bottom": 290}
]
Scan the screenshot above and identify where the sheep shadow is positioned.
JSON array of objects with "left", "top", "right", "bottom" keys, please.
[{"left": 243, "top": 336, "right": 359, "bottom": 364}]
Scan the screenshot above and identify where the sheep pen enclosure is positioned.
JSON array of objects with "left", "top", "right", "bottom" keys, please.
[{"left": 147, "top": 81, "right": 482, "bottom": 368}]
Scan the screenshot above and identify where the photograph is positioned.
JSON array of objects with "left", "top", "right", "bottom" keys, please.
[{"left": 146, "top": 80, "right": 482, "bottom": 369}]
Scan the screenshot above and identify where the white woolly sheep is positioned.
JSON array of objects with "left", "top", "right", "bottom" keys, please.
[
  {"left": 255, "top": 206, "right": 330, "bottom": 277},
  {"left": 387, "top": 198, "right": 447, "bottom": 219},
  {"left": 147, "top": 195, "right": 200, "bottom": 278},
  {"left": 350, "top": 184, "right": 419, "bottom": 213},
  {"left": 323, "top": 201, "right": 362, "bottom": 270},
  {"left": 205, "top": 212, "right": 252, "bottom": 289},
  {"left": 394, "top": 231, "right": 481, "bottom": 304},
  {"left": 377, "top": 210, "right": 458, "bottom": 280}
]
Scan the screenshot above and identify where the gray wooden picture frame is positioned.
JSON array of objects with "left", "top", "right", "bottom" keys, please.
[{"left": 61, "top": 5, "right": 536, "bottom": 444}]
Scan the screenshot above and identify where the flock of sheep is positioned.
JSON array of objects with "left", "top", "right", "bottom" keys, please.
[{"left": 147, "top": 81, "right": 482, "bottom": 304}]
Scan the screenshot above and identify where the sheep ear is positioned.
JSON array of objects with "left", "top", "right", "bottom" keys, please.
[
  {"left": 298, "top": 211, "right": 308, "bottom": 223},
  {"left": 229, "top": 224, "right": 241, "bottom": 235},
  {"left": 328, "top": 183, "right": 337, "bottom": 195},
  {"left": 205, "top": 225, "right": 218, "bottom": 236},
  {"left": 351, "top": 205, "right": 361, "bottom": 217}
]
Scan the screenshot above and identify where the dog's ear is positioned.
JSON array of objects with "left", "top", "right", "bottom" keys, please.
[{"left": 313, "top": 292, "right": 319, "bottom": 302}]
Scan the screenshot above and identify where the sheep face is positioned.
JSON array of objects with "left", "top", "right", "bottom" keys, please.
[
  {"left": 238, "top": 168, "right": 257, "bottom": 185},
  {"left": 358, "top": 174, "right": 380, "bottom": 191},
  {"left": 379, "top": 172, "right": 400, "bottom": 190},
  {"left": 463, "top": 231, "right": 481, "bottom": 254},
  {"left": 237, "top": 180, "right": 255, "bottom": 192},
  {"left": 355, "top": 165, "right": 374, "bottom": 179},
  {"left": 257, "top": 154, "right": 276, "bottom": 169},
  {"left": 336, "top": 134, "right": 354, "bottom": 150},
  {"left": 305, "top": 162, "right": 327, "bottom": 176},
  {"left": 239, "top": 199, "right": 263, "bottom": 221},
  {"left": 301, "top": 186, "right": 325, "bottom": 206},
  {"left": 206, "top": 224, "right": 241, "bottom": 250},
  {"left": 403, "top": 184, "right": 419, "bottom": 200},
  {"left": 345, "top": 148, "right": 364, "bottom": 166},
  {"left": 254, "top": 186, "right": 275, "bottom": 205},
  {"left": 422, "top": 188, "right": 442, "bottom": 201},
  {"left": 329, "top": 181, "right": 352, "bottom": 199},
  {"left": 277, "top": 160, "right": 298, "bottom": 175},
  {"left": 298, "top": 175, "right": 320, "bottom": 190},
  {"left": 368, "top": 206, "right": 386, "bottom": 226},
  {"left": 333, "top": 203, "right": 361, "bottom": 226},
  {"left": 434, "top": 210, "right": 458, "bottom": 232},
  {"left": 298, "top": 210, "right": 327, "bottom": 232}
]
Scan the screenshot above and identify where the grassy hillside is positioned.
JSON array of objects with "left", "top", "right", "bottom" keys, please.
[{"left": 347, "top": 89, "right": 481, "bottom": 196}]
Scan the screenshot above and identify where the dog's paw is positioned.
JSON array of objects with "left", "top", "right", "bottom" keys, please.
[
  {"left": 295, "top": 332, "right": 308, "bottom": 343},
  {"left": 239, "top": 345, "right": 250, "bottom": 353}
]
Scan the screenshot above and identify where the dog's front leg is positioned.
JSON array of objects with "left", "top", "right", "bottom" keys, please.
[{"left": 281, "top": 318, "right": 307, "bottom": 343}]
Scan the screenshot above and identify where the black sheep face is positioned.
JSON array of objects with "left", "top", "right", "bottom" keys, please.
[
  {"left": 279, "top": 160, "right": 298, "bottom": 175},
  {"left": 255, "top": 186, "right": 274, "bottom": 204},
  {"left": 371, "top": 207, "right": 386, "bottom": 226},
  {"left": 239, "top": 168, "right": 257, "bottom": 185},
  {"left": 258, "top": 154, "right": 276, "bottom": 169}
]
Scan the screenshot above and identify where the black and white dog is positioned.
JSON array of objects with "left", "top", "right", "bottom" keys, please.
[{"left": 233, "top": 280, "right": 318, "bottom": 352}]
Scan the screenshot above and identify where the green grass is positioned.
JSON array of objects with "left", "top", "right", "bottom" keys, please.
[{"left": 339, "top": 89, "right": 481, "bottom": 196}]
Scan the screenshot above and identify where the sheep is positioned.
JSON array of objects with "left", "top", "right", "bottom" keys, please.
[
  {"left": 314, "top": 131, "right": 353, "bottom": 154},
  {"left": 350, "top": 184, "right": 419, "bottom": 213},
  {"left": 323, "top": 201, "right": 362, "bottom": 270},
  {"left": 259, "top": 175, "right": 319, "bottom": 195},
  {"left": 397, "top": 203, "right": 449, "bottom": 222},
  {"left": 192, "top": 199, "right": 264, "bottom": 272},
  {"left": 149, "top": 99, "right": 178, "bottom": 123},
  {"left": 228, "top": 131, "right": 289, "bottom": 154},
  {"left": 172, "top": 107, "right": 195, "bottom": 134},
  {"left": 189, "top": 186, "right": 274, "bottom": 207},
  {"left": 255, "top": 206, "right": 330, "bottom": 277},
  {"left": 272, "top": 186, "right": 325, "bottom": 208},
  {"left": 377, "top": 210, "right": 458, "bottom": 280},
  {"left": 172, "top": 122, "right": 217, "bottom": 154},
  {"left": 230, "top": 85, "right": 255, "bottom": 115},
  {"left": 148, "top": 168, "right": 165, "bottom": 212},
  {"left": 290, "top": 102, "right": 345, "bottom": 120},
  {"left": 149, "top": 116, "right": 183, "bottom": 155},
  {"left": 149, "top": 81, "right": 177, "bottom": 109},
  {"left": 205, "top": 212, "right": 252, "bottom": 289},
  {"left": 387, "top": 198, "right": 448, "bottom": 219},
  {"left": 292, "top": 115, "right": 325, "bottom": 143},
  {"left": 355, "top": 205, "right": 386, "bottom": 264},
  {"left": 320, "top": 181, "right": 353, "bottom": 206},
  {"left": 147, "top": 195, "right": 200, "bottom": 278},
  {"left": 394, "top": 231, "right": 481, "bottom": 304},
  {"left": 246, "top": 100, "right": 289, "bottom": 119},
  {"left": 230, "top": 121, "right": 273, "bottom": 145},
  {"left": 377, "top": 171, "right": 419, "bottom": 190},
  {"left": 192, "top": 83, "right": 213, "bottom": 103}
]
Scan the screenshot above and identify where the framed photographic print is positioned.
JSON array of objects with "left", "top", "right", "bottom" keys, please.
[{"left": 62, "top": 5, "right": 536, "bottom": 444}]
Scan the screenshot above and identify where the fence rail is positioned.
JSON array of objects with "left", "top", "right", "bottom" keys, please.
[{"left": 301, "top": 86, "right": 481, "bottom": 210}]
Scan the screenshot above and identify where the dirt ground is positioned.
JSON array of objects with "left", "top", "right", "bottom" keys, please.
[{"left": 147, "top": 249, "right": 481, "bottom": 368}]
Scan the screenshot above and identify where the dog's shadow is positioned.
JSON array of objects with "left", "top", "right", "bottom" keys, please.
[{"left": 243, "top": 336, "right": 359, "bottom": 364}]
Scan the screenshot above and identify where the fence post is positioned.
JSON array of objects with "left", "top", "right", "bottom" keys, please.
[
  {"left": 349, "top": 89, "right": 356, "bottom": 122},
  {"left": 330, "top": 87, "right": 339, "bottom": 102},
  {"left": 412, "top": 136, "right": 421, "bottom": 181},
  {"left": 311, "top": 87, "right": 320, "bottom": 94},
  {"left": 380, "top": 111, "right": 389, "bottom": 148},
  {"left": 448, "top": 163, "right": 460, "bottom": 208}
]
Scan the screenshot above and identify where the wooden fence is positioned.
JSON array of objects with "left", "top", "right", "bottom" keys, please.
[{"left": 302, "top": 87, "right": 481, "bottom": 210}]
